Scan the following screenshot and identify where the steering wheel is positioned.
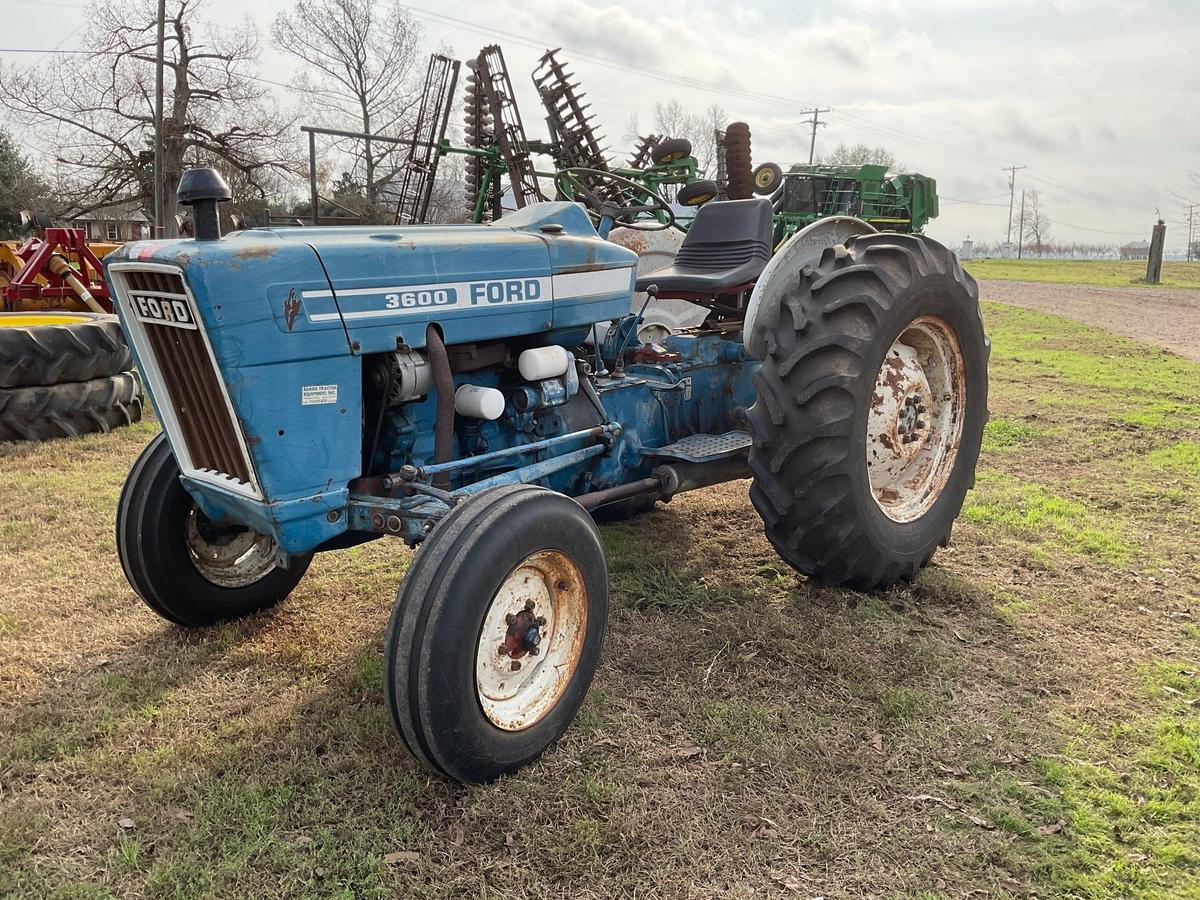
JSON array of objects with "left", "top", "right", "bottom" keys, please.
[{"left": 554, "top": 167, "right": 676, "bottom": 235}]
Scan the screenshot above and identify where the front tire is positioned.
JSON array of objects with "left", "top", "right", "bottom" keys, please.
[
  {"left": 384, "top": 485, "right": 609, "bottom": 784},
  {"left": 747, "top": 233, "right": 989, "bottom": 590},
  {"left": 116, "top": 432, "right": 312, "bottom": 626}
]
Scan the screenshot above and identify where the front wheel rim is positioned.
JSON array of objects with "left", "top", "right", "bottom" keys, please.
[
  {"left": 475, "top": 549, "right": 588, "bottom": 732},
  {"left": 185, "top": 506, "right": 279, "bottom": 588},
  {"left": 867, "top": 315, "right": 967, "bottom": 522}
]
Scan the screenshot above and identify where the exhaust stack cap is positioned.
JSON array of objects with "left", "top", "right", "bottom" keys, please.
[{"left": 177, "top": 168, "right": 232, "bottom": 241}]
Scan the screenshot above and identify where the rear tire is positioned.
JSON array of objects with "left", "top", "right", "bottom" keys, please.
[
  {"left": 384, "top": 485, "right": 609, "bottom": 784},
  {"left": 116, "top": 432, "right": 311, "bottom": 626},
  {"left": 0, "top": 312, "right": 132, "bottom": 388},
  {"left": 0, "top": 371, "right": 143, "bottom": 442},
  {"left": 747, "top": 233, "right": 989, "bottom": 590}
]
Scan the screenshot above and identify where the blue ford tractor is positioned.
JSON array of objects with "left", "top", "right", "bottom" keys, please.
[{"left": 107, "top": 168, "right": 988, "bottom": 784}]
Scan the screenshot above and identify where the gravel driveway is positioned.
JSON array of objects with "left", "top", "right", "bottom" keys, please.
[{"left": 978, "top": 279, "right": 1200, "bottom": 361}]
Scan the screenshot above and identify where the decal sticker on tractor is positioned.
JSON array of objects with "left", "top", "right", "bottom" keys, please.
[
  {"left": 283, "top": 289, "right": 302, "bottom": 331},
  {"left": 301, "top": 384, "right": 338, "bottom": 406},
  {"left": 300, "top": 276, "right": 554, "bottom": 321}
]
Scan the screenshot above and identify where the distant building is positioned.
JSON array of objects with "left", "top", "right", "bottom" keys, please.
[
  {"left": 69, "top": 203, "right": 151, "bottom": 242},
  {"left": 1119, "top": 240, "right": 1150, "bottom": 261}
]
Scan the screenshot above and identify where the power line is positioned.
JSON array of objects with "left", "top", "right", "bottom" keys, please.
[
  {"left": 1024, "top": 168, "right": 1148, "bottom": 214},
  {"left": 1044, "top": 218, "right": 1145, "bottom": 237},
  {"left": 836, "top": 108, "right": 1012, "bottom": 167},
  {"left": 942, "top": 196, "right": 1009, "bottom": 207}
]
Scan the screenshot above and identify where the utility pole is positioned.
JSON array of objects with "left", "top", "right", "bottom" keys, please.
[
  {"left": 1003, "top": 164, "right": 1026, "bottom": 253},
  {"left": 1016, "top": 189, "right": 1026, "bottom": 260},
  {"left": 153, "top": 0, "right": 166, "bottom": 238},
  {"left": 1186, "top": 204, "right": 1197, "bottom": 263},
  {"left": 801, "top": 108, "right": 831, "bottom": 164}
]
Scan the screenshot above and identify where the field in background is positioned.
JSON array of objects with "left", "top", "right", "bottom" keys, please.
[
  {"left": 2, "top": 302, "right": 1198, "bottom": 899},
  {"left": 965, "top": 258, "right": 1200, "bottom": 290}
]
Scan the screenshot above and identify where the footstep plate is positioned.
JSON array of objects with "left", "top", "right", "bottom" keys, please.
[{"left": 640, "top": 430, "right": 752, "bottom": 463}]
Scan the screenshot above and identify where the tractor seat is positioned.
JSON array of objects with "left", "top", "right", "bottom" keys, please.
[{"left": 635, "top": 198, "right": 773, "bottom": 297}]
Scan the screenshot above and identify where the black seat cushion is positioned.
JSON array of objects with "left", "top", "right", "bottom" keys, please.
[{"left": 635, "top": 198, "right": 774, "bottom": 296}]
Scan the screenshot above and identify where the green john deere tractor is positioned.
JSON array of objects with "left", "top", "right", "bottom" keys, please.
[{"left": 750, "top": 162, "right": 939, "bottom": 248}]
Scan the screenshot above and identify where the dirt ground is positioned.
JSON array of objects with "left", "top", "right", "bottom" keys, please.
[
  {"left": 978, "top": 279, "right": 1200, "bottom": 361},
  {"left": 2, "top": 301, "right": 1198, "bottom": 898}
]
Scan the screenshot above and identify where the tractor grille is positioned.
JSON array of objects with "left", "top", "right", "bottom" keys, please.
[{"left": 121, "top": 269, "right": 253, "bottom": 486}]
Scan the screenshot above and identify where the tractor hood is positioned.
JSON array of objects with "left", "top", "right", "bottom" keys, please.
[
  {"left": 107, "top": 201, "right": 636, "bottom": 356},
  {"left": 286, "top": 201, "right": 637, "bottom": 352}
]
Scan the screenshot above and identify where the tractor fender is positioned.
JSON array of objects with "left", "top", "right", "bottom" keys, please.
[{"left": 743, "top": 216, "right": 877, "bottom": 360}]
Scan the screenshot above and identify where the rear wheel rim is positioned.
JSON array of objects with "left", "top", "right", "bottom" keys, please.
[
  {"left": 185, "top": 505, "right": 279, "bottom": 588},
  {"left": 867, "top": 314, "right": 966, "bottom": 522},
  {"left": 475, "top": 550, "right": 588, "bottom": 732}
]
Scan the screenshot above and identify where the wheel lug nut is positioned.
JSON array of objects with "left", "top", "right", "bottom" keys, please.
[
  {"left": 524, "top": 599, "right": 535, "bottom": 611},
  {"left": 510, "top": 660, "right": 522, "bottom": 672},
  {"left": 536, "top": 616, "right": 546, "bottom": 627},
  {"left": 497, "top": 643, "right": 509, "bottom": 657},
  {"left": 528, "top": 645, "right": 539, "bottom": 656},
  {"left": 505, "top": 613, "right": 516, "bottom": 626},
  {"left": 915, "top": 419, "right": 925, "bottom": 429}
]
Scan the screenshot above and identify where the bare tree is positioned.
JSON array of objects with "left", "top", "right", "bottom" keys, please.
[
  {"left": 817, "top": 142, "right": 899, "bottom": 169},
  {"left": 623, "top": 99, "right": 728, "bottom": 177},
  {"left": 0, "top": 0, "right": 295, "bottom": 233},
  {"left": 1020, "top": 189, "right": 1052, "bottom": 257},
  {"left": 273, "top": 0, "right": 424, "bottom": 218}
]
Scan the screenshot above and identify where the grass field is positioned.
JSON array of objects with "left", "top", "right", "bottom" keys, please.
[
  {"left": 2, "top": 303, "right": 1199, "bottom": 899},
  {"left": 965, "top": 258, "right": 1200, "bottom": 289}
]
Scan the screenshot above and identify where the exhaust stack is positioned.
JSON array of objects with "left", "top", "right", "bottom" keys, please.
[{"left": 177, "top": 168, "right": 232, "bottom": 241}]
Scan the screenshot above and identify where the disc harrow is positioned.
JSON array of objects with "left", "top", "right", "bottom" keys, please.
[
  {"left": 476, "top": 45, "right": 544, "bottom": 209},
  {"left": 463, "top": 58, "right": 500, "bottom": 222},
  {"left": 723, "top": 122, "right": 754, "bottom": 200},
  {"left": 533, "top": 49, "right": 623, "bottom": 207},
  {"left": 628, "top": 134, "right": 662, "bottom": 170},
  {"left": 393, "top": 54, "right": 460, "bottom": 225}
]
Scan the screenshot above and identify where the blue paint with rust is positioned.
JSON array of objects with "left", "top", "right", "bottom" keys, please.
[{"left": 105, "top": 201, "right": 759, "bottom": 557}]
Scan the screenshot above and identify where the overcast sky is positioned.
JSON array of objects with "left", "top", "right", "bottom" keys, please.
[{"left": 5, "top": 0, "right": 1199, "bottom": 251}]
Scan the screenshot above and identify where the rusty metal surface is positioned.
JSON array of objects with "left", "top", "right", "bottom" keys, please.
[
  {"left": 462, "top": 58, "right": 498, "bottom": 221},
  {"left": 124, "top": 269, "right": 252, "bottom": 485},
  {"left": 184, "top": 505, "right": 279, "bottom": 587},
  {"left": 475, "top": 549, "right": 588, "bottom": 732},
  {"left": 867, "top": 315, "right": 966, "bottom": 522},
  {"left": 723, "top": 123, "right": 753, "bottom": 200}
]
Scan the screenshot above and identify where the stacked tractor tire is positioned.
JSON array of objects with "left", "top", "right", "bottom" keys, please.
[{"left": 0, "top": 312, "right": 143, "bottom": 443}]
